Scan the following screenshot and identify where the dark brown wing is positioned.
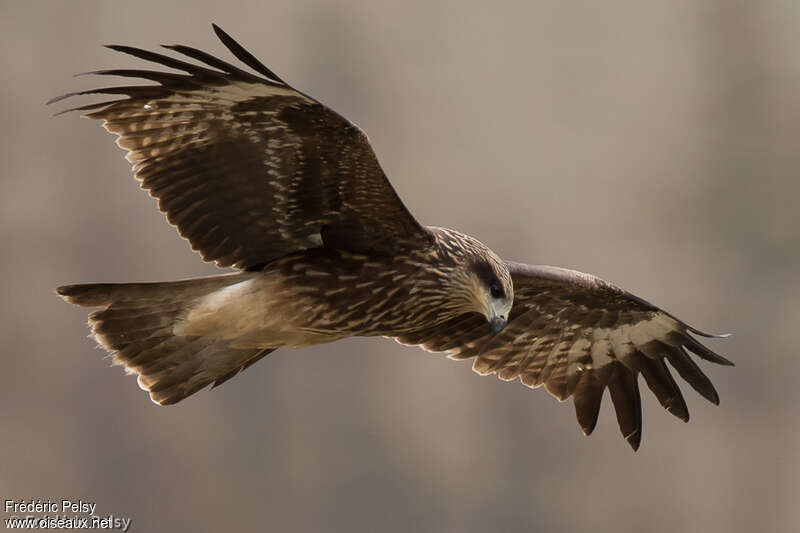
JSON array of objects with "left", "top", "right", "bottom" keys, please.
[
  {"left": 395, "top": 261, "right": 733, "bottom": 451},
  {"left": 49, "top": 24, "right": 429, "bottom": 269}
]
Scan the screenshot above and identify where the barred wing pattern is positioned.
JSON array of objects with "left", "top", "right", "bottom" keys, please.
[
  {"left": 396, "top": 261, "right": 732, "bottom": 450},
  {"left": 49, "top": 24, "right": 429, "bottom": 269}
]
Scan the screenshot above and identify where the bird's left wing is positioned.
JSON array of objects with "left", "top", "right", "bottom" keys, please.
[
  {"left": 49, "top": 25, "right": 430, "bottom": 270},
  {"left": 395, "top": 261, "right": 733, "bottom": 450}
]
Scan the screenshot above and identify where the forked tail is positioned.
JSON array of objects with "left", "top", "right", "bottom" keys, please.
[{"left": 57, "top": 273, "right": 273, "bottom": 405}]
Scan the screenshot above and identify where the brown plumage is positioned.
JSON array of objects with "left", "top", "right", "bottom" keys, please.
[{"left": 53, "top": 24, "right": 732, "bottom": 450}]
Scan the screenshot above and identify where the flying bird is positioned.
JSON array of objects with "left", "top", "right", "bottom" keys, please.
[{"left": 52, "top": 24, "right": 732, "bottom": 450}]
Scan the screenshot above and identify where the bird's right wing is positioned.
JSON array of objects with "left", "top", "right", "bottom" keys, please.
[
  {"left": 395, "top": 261, "right": 733, "bottom": 450},
  {"left": 50, "top": 24, "right": 430, "bottom": 270}
]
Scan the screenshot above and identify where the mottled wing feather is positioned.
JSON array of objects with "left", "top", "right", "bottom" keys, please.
[
  {"left": 395, "top": 261, "right": 732, "bottom": 451},
  {"left": 50, "top": 25, "right": 429, "bottom": 269}
]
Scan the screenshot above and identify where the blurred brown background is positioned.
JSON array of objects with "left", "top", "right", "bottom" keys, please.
[{"left": 2, "top": 1, "right": 798, "bottom": 532}]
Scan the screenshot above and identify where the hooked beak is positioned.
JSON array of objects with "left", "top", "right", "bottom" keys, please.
[{"left": 489, "top": 315, "right": 507, "bottom": 336}]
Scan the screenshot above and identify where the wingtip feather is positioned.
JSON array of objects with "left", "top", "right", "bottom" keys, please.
[
  {"left": 46, "top": 93, "right": 70, "bottom": 105},
  {"left": 666, "top": 399, "right": 691, "bottom": 422},
  {"left": 685, "top": 324, "right": 732, "bottom": 339},
  {"left": 625, "top": 429, "right": 642, "bottom": 452},
  {"left": 683, "top": 337, "right": 735, "bottom": 367},
  {"left": 211, "top": 23, "right": 286, "bottom": 83}
]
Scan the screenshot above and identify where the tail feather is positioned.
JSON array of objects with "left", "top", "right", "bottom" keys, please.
[
  {"left": 57, "top": 273, "right": 275, "bottom": 405},
  {"left": 57, "top": 275, "right": 242, "bottom": 306}
]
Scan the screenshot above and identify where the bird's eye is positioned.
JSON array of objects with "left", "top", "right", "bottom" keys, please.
[{"left": 490, "top": 282, "right": 504, "bottom": 299}]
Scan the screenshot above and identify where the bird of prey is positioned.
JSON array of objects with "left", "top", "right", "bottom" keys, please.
[{"left": 53, "top": 24, "right": 732, "bottom": 450}]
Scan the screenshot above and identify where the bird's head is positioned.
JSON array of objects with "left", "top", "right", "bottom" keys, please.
[
  {"left": 437, "top": 229, "right": 514, "bottom": 336},
  {"left": 467, "top": 255, "right": 514, "bottom": 335}
]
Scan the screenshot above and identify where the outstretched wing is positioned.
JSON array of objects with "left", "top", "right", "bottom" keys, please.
[
  {"left": 395, "top": 261, "right": 733, "bottom": 450},
  {"left": 49, "top": 24, "right": 429, "bottom": 269}
]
